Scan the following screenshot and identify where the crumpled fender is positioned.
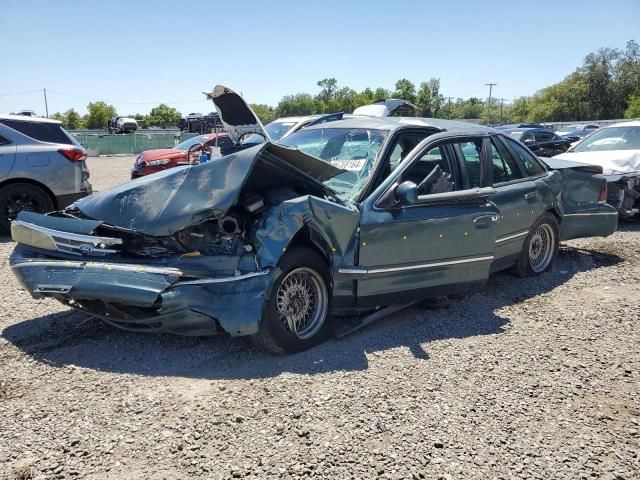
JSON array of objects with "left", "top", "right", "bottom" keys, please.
[{"left": 253, "top": 195, "right": 360, "bottom": 267}]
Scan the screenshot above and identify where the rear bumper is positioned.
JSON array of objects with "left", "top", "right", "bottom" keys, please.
[{"left": 10, "top": 248, "right": 273, "bottom": 336}]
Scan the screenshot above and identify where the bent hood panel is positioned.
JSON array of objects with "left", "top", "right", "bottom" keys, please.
[
  {"left": 554, "top": 150, "right": 640, "bottom": 175},
  {"left": 74, "top": 143, "right": 344, "bottom": 237}
]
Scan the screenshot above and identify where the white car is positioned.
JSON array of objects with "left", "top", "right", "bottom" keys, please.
[{"left": 554, "top": 121, "right": 640, "bottom": 217}]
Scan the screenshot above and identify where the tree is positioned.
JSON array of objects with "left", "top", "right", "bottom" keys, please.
[
  {"left": 64, "top": 109, "right": 84, "bottom": 129},
  {"left": 250, "top": 103, "right": 276, "bottom": 123},
  {"left": 145, "top": 104, "right": 181, "bottom": 128},
  {"left": 316, "top": 78, "right": 338, "bottom": 104},
  {"left": 415, "top": 78, "right": 444, "bottom": 117},
  {"left": 50, "top": 112, "right": 66, "bottom": 123},
  {"left": 625, "top": 94, "right": 640, "bottom": 118},
  {"left": 86, "top": 101, "right": 117, "bottom": 129},
  {"left": 276, "top": 93, "right": 316, "bottom": 117},
  {"left": 393, "top": 79, "right": 416, "bottom": 103}
]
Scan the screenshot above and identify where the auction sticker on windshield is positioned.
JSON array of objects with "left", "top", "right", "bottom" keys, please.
[{"left": 330, "top": 159, "right": 367, "bottom": 171}]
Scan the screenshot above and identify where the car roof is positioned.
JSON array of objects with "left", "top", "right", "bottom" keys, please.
[
  {"left": 300, "top": 116, "right": 495, "bottom": 135},
  {"left": 0, "top": 113, "right": 62, "bottom": 124}
]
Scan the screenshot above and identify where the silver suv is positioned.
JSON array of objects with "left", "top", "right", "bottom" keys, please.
[{"left": 0, "top": 114, "right": 92, "bottom": 232}]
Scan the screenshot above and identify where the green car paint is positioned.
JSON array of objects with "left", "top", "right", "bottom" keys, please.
[{"left": 9, "top": 117, "right": 618, "bottom": 338}]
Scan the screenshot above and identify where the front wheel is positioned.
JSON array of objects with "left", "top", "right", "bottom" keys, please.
[
  {"left": 513, "top": 212, "right": 559, "bottom": 277},
  {"left": 253, "top": 247, "right": 332, "bottom": 354}
]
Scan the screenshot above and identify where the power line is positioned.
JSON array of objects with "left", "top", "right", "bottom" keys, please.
[
  {"left": 46, "top": 89, "right": 205, "bottom": 105},
  {"left": 0, "top": 89, "right": 43, "bottom": 97}
]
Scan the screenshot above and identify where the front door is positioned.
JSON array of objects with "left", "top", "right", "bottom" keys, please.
[{"left": 354, "top": 138, "right": 500, "bottom": 306}]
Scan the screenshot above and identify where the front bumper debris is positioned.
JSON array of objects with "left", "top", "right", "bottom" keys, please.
[{"left": 10, "top": 248, "right": 273, "bottom": 337}]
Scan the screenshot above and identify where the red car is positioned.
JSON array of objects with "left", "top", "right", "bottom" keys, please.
[{"left": 131, "top": 133, "right": 232, "bottom": 178}]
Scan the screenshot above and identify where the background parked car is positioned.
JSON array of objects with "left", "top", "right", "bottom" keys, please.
[
  {"left": 554, "top": 121, "right": 640, "bottom": 217},
  {"left": 502, "top": 127, "right": 571, "bottom": 157},
  {"left": 107, "top": 116, "right": 139, "bottom": 134},
  {"left": 130, "top": 133, "right": 233, "bottom": 178},
  {"left": 0, "top": 114, "right": 92, "bottom": 232}
]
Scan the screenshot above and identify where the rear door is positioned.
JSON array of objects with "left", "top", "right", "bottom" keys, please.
[
  {"left": 354, "top": 136, "right": 499, "bottom": 305},
  {"left": 0, "top": 130, "right": 17, "bottom": 178},
  {"left": 479, "top": 136, "right": 540, "bottom": 262}
]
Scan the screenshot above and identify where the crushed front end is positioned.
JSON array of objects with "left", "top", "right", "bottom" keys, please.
[{"left": 10, "top": 210, "right": 273, "bottom": 336}]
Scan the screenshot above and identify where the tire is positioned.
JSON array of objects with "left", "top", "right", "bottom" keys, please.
[
  {"left": 0, "top": 183, "right": 55, "bottom": 233},
  {"left": 253, "top": 247, "right": 332, "bottom": 354},
  {"left": 512, "top": 212, "right": 559, "bottom": 277}
]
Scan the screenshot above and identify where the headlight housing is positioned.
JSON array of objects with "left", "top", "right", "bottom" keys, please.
[{"left": 146, "top": 158, "right": 171, "bottom": 166}]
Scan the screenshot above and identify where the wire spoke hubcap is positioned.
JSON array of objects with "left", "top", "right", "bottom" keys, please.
[
  {"left": 276, "top": 267, "right": 328, "bottom": 340},
  {"left": 528, "top": 224, "right": 555, "bottom": 273}
]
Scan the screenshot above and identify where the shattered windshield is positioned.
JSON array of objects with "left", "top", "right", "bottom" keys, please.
[
  {"left": 265, "top": 121, "right": 298, "bottom": 141},
  {"left": 280, "top": 127, "right": 388, "bottom": 202},
  {"left": 574, "top": 126, "right": 640, "bottom": 152}
]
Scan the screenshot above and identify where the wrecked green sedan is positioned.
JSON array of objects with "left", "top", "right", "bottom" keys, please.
[{"left": 9, "top": 92, "right": 618, "bottom": 353}]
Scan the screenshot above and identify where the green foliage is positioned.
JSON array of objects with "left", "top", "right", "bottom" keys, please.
[
  {"left": 50, "top": 109, "right": 85, "bottom": 130},
  {"left": 625, "top": 94, "right": 640, "bottom": 118},
  {"left": 523, "top": 40, "right": 640, "bottom": 122},
  {"left": 275, "top": 93, "right": 316, "bottom": 117},
  {"left": 64, "top": 109, "right": 84, "bottom": 129},
  {"left": 250, "top": 103, "right": 277, "bottom": 123},
  {"left": 86, "top": 101, "right": 117, "bottom": 129},
  {"left": 145, "top": 104, "right": 181, "bottom": 128},
  {"left": 393, "top": 78, "right": 417, "bottom": 103},
  {"left": 415, "top": 79, "right": 444, "bottom": 117}
]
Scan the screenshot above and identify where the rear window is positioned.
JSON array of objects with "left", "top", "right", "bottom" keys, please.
[
  {"left": 0, "top": 134, "right": 10, "bottom": 146},
  {"left": 0, "top": 119, "right": 77, "bottom": 145}
]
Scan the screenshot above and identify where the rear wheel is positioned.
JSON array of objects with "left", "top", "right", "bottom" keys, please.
[
  {"left": 0, "top": 183, "right": 55, "bottom": 233},
  {"left": 253, "top": 247, "right": 332, "bottom": 354},
  {"left": 513, "top": 212, "right": 559, "bottom": 277}
]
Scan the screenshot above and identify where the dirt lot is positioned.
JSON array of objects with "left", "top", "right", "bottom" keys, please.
[{"left": 1, "top": 156, "right": 638, "bottom": 479}]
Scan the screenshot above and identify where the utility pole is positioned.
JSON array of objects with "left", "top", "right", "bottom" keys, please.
[
  {"left": 485, "top": 83, "right": 497, "bottom": 123},
  {"left": 43, "top": 88, "right": 49, "bottom": 118},
  {"left": 500, "top": 98, "right": 504, "bottom": 123}
]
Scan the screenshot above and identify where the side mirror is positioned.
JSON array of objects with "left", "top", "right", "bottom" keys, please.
[
  {"left": 523, "top": 138, "right": 534, "bottom": 144},
  {"left": 395, "top": 180, "right": 417, "bottom": 205}
]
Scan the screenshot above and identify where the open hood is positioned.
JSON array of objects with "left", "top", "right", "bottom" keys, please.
[
  {"left": 353, "top": 99, "right": 416, "bottom": 117},
  {"left": 204, "top": 85, "right": 270, "bottom": 144},
  {"left": 73, "top": 143, "right": 344, "bottom": 237}
]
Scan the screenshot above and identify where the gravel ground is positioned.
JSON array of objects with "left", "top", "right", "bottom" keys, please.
[{"left": 0, "top": 156, "right": 638, "bottom": 479}]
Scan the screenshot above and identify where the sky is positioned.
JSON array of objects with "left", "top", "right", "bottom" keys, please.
[{"left": 1, "top": 0, "right": 639, "bottom": 117}]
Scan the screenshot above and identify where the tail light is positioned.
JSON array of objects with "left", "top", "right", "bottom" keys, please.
[
  {"left": 598, "top": 182, "right": 607, "bottom": 203},
  {"left": 58, "top": 147, "right": 87, "bottom": 162}
]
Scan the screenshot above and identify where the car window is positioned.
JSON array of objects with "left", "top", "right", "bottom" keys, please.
[
  {"left": 573, "top": 126, "right": 640, "bottom": 152},
  {"left": 0, "top": 134, "right": 11, "bottom": 146},
  {"left": 387, "top": 132, "right": 432, "bottom": 172},
  {"left": 0, "top": 119, "right": 77, "bottom": 145},
  {"left": 402, "top": 145, "right": 454, "bottom": 195},
  {"left": 534, "top": 130, "right": 554, "bottom": 142},
  {"left": 490, "top": 139, "right": 522, "bottom": 184},
  {"left": 457, "top": 140, "right": 483, "bottom": 188},
  {"left": 502, "top": 137, "right": 546, "bottom": 176}
]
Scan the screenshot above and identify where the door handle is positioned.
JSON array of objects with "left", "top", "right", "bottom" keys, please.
[
  {"left": 473, "top": 214, "right": 500, "bottom": 224},
  {"left": 524, "top": 192, "right": 538, "bottom": 200}
]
